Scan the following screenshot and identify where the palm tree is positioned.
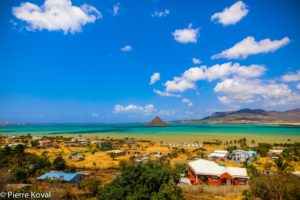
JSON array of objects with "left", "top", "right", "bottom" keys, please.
[
  {"left": 273, "top": 156, "right": 294, "bottom": 173},
  {"left": 110, "top": 152, "right": 116, "bottom": 160}
]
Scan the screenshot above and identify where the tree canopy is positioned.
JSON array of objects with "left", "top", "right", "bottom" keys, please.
[{"left": 97, "top": 161, "right": 184, "bottom": 200}]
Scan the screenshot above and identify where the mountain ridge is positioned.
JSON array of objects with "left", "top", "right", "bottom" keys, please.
[{"left": 176, "top": 108, "right": 300, "bottom": 124}]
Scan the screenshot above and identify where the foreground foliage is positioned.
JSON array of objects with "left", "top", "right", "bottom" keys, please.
[
  {"left": 243, "top": 173, "right": 300, "bottom": 200},
  {"left": 97, "top": 161, "right": 184, "bottom": 200}
]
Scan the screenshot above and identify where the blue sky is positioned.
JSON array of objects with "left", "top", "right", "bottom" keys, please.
[{"left": 0, "top": 0, "right": 300, "bottom": 122}]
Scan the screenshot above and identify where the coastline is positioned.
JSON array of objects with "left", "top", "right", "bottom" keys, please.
[{"left": 48, "top": 132, "right": 300, "bottom": 143}]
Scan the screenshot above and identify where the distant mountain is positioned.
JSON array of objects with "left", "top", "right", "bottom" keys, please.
[
  {"left": 147, "top": 116, "right": 168, "bottom": 126},
  {"left": 176, "top": 108, "right": 300, "bottom": 125}
]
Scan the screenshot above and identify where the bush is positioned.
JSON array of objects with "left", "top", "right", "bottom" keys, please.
[
  {"left": 97, "top": 161, "right": 183, "bottom": 200},
  {"left": 118, "top": 159, "right": 128, "bottom": 171},
  {"left": 246, "top": 173, "right": 300, "bottom": 200},
  {"left": 174, "top": 163, "right": 188, "bottom": 175},
  {"left": 81, "top": 178, "right": 101, "bottom": 196},
  {"left": 255, "top": 143, "right": 272, "bottom": 157},
  {"left": 53, "top": 156, "right": 66, "bottom": 171},
  {"left": 11, "top": 168, "right": 28, "bottom": 183}
]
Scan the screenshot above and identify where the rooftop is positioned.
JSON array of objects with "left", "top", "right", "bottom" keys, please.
[
  {"left": 189, "top": 159, "right": 248, "bottom": 178},
  {"left": 37, "top": 172, "right": 81, "bottom": 181}
]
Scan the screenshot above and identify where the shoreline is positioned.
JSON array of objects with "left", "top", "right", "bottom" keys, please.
[
  {"left": 16, "top": 132, "right": 300, "bottom": 143},
  {"left": 1, "top": 122, "right": 300, "bottom": 126}
]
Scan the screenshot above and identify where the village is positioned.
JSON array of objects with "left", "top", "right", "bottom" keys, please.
[{"left": 1, "top": 134, "right": 299, "bottom": 199}]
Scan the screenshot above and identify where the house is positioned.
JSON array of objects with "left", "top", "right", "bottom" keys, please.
[
  {"left": 231, "top": 150, "right": 256, "bottom": 163},
  {"left": 39, "top": 139, "right": 52, "bottom": 147},
  {"left": 188, "top": 159, "right": 249, "bottom": 186},
  {"left": 7, "top": 143, "right": 26, "bottom": 148},
  {"left": 107, "top": 150, "right": 126, "bottom": 156},
  {"left": 268, "top": 149, "right": 283, "bottom": 156},
  {"left": 71, "top": 138, "right": 88, "bottom": 145},
  {"left": 208, "top": 150, "right": 228, "bottom": 161},
  {"left": 37, "top": 172, "right": 84, "bottom": 183}
]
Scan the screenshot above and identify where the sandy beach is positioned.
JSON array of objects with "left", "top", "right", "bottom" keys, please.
[{"left": 55, "top": 132, "right": 300, "bottom": 143}]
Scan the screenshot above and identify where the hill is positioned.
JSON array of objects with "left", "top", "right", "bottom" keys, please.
[
  {"left": 146, "top": 116, "right": 168, "bottom": 126},
  {"left": 176, "top": 108, "right": 300, "bottom": 125}
]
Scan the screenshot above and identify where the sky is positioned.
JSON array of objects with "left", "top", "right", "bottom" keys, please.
[{"left": 0, "top": 0, "right": 300, "bottom": 123}]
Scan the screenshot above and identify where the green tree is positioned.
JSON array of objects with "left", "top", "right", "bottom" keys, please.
[
  {"left": 256, "top": 143, "right": 272, "bottom": 157},
  {"left": 13, "top": 144, "right": 25, "bottom": 155},
  {"left": 263, "top": 161, "right": 273, "bottom": 171},
  {"left": 53, "top": 156, "right": 66, "bottom": 171},
  {"left": 152, "top": 183, "right": 184, "bottom": 200},
  {"left": 97, "top": 161, "right": 183, "bottom": 200},
  {"left": 119, "top": 159, "right": 128, "bottom": 171},
  {"left": 30, "top": 140, "right": 39, "bottom": 147},
  {"left": 273, "top": 156, "right": 294, "bottom": 173},
  {"left": 81, "top": 178, "right": 101, "bottom": 196},
  {"left": 11, "top": 168, "right": 28, "bottom": 183},
  {"left": 109, "top": 152, "right": 116, "bottom": 160},
  {"left": 246, "top": 164, "right": 260, "bottom": 177},
  {"left": 174, "top": 163, "right": 188, "bottom": 175},
  {"left": 247, "top": 173, "right": 300, "bottom": 200}
]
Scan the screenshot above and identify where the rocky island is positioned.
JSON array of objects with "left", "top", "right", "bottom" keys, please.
[{"left": 146, "top": 116, "right": 169, "bottom": 126}]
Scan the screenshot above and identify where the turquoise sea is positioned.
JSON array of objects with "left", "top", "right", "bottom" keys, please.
[{"left": 0, "top": 123, "right": 300, "bottom": 137}]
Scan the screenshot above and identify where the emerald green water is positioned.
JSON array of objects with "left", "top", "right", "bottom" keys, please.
[{"left": 0, "top": 123, "right": 299, "bottom": 137}]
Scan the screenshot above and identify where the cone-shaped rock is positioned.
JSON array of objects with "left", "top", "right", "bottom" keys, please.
[{"left": 147, "top": 116, "right": 168, "bottom": 126}]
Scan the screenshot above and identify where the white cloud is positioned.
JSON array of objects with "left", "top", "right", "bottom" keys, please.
[
  {"left": 165, "top": 78, "right": 196, "bottom": 92},
  {"left": 204, "top": 63, "right": 266, "bottom": 81},
  {"left": 113, "top": 104, "right": 176, "bottom": 117},
  {"left": 151, "top": 9, "right": 170, "bottom": 18},
  {"left": 113, "top": 2, "right": 120, "bottom": 16},
  {"left": 172, "top": 24, "right": 199, "bottom": 44},
  {"left": 212, "top": 36, "right": 290, "bottom": 59},
  {"left": 150, "top": 73, "right": 160, "bottom": 85},
  {"left": 211, "top": 1, "right": 248, "bottom": 26},
  {"left": 91, "top": 113, "right": 99, "bottom": 118},
  {"left": 165, "top": 62, "right": 266, "bottom": 92},
  {"left": 113, "top": 104, "right": 156, "bottom": 116},
  {"left": 182, "top": 98, "right": 193, "bottom": 107},
  {"left": 153, "top": 89, "right": 181, "bottom": 98},
  {"left": 281, "top": 71, "right": 300, "bottom": 82},
  {"left": 297, "top": 83, "right": 300, "bottom": 90},
  {"left": 121, "top": 45, "right": 133, "bottom": 52},
  {"left": 12, "top": 0, "right": 101, "bottom": 34},
  {"left": 192, "top": 57, "right": 201, "bottom": 64},
  {"left": 214, "top": 78, "right": 300, "bottom": 106}
]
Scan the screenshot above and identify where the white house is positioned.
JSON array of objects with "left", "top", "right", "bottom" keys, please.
[{"left": 188, "top": 159, "right": 249, "bottom": 186}]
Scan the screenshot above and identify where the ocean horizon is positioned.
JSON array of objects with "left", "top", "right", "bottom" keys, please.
[{"left": 1, "top": 123, "right": 300, "bottom": 137}]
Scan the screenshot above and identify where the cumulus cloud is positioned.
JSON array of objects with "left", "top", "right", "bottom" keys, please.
[
  {"left": 214, "top": 78, "right": 300, "bottom": 106},
  {"left": 113, "top": 104, "right": 156, "bottom": 116},
  {"left": 113, "top": 2, "right": 120, "bottom": 16},
  {"left": 211, "top": 1, "right": 248, "bottom": 26},
  {"left": 281, "top": 70, "right": 300, "bottom": 82},
  {"left": 192, "top": 57, "right": 201, "bottom": 64},
  {"left": 165, "top": 62, "right": 266, "bottom": 92},
  {"left": 12, "top": 0, "right": 101, "bottom": 34},
  {"left": 212, "top": 36, "right": 290, "bottom": 59},
  {"left": 121, "top": 45, "right": 133, "bottom": 52},
  {"left": 172, "top": 24, "right": 199, "bottom": 44},
  {"left": 182, "top": 98, "right": 193, "bottom": 107},
  {"left": 297, "top": 83, "right": 300, "bottom": 90},
  {"left": 153, "top": 89, "right": 181, "bottom": 98},
  {"left": 150, "top": 73, "right": 160, "bottom": 85},
  {"left": 151, "top": 9, "right": 170, "bottom": 18},
  {"left": 165, "top": 78, "right": 196, "bottom": 92},
  {"left": 113, "top": 104, "right": 176, "bottom": 117}
]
